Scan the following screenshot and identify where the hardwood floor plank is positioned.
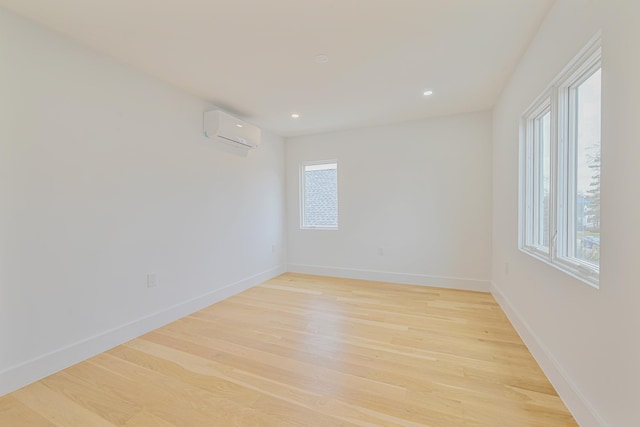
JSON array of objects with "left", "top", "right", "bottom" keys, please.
[
  {"left": 38, "top": 371, "right": 141, "bottom": 425},
  {"left": 121, "top": 411, "right": 175, "bottom": 427},
  {"left": 0, "top": 395, "right": 58, "bottom": 427},
  {"left": 0, "top": 273, "right": 577, "bottom": 426},
  {"left": 12, "top": 383, "right": 115, "bottom": 427}
]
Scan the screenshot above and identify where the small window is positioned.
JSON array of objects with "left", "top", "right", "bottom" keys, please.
[
  {"left": 301, "top": 161, "right": 338, "bottom": 229},
  {"left": 520, "top": 34, "right": 601, "bottom": 288}
]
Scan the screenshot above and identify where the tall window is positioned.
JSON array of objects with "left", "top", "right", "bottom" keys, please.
[
  {"left": 520, "top": 35, "right": 601, "bottom": 287},
  {"left": 301, "top": 161, "right": 338, "bottom": 229}
]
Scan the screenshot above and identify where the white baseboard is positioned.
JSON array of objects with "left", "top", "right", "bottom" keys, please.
[
  {"left": 0, "top": 265, "right": 285, "bottom": 397},
  {"left": 491, "top": 282, "right": 608, "bottom": 427},
  {"left": 288, "top": 263, "right": 490, "bottom": 292}
]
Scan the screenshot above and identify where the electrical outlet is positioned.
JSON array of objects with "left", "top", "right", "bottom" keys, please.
[
  {"left": 147, "top": 273, "right": 157, "bottom": 288},
  {"left": 505, "top": 262, "right": 510, "bottom": 275},
  {"left": 378, "top": 247, "right": 384, "bottom": 256},
  {"left": 272, "top": 244, "right": 276, "bottom": 253}
]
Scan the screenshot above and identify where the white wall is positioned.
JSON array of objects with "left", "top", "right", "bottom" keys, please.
[
  {"left": 0, "top": 8, "right": 285, "bottom": 395},
  {"left": 492, "top": 1, "right": 640, "bottom": 426},
  {"left": 286, "top": 112, "right": 492, "bottom": 291}
]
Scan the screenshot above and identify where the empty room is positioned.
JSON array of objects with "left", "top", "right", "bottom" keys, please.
[{"left": 0, "top": 0, "right": 638, "bottom": 426}]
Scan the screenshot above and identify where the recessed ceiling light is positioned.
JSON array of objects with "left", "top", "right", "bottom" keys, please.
[
  {"left": 423, "top": 90, "right": 434, "bottom": 96},
  {"left": 291, "top": 113, "right": 300, "bottom": 119},
  {"left": 236, "top": 124, "right": 243, "bottom": 128},
  {"left": 315, "top": 54, "right": 329, "bottom": 64}
]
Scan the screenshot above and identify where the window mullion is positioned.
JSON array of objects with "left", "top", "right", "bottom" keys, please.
[
  {"left": 549, "top": 88, "right": 559, "bottom": 262},
  {"left": 557, "top": 86, "right": 568, "bottom": 262}
]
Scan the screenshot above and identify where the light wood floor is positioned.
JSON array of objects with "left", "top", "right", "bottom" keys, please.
[{"left": 0, "top": 273, "right": 577, "bottom": 426}]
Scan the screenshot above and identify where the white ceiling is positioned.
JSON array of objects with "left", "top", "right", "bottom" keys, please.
[{"left": 0, "top": 0, "right": 553, "bottom": 137}]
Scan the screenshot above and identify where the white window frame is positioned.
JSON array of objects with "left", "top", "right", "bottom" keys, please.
[
  {"left": 519, "top": 33, "right": 601, "bottom": 288},
  {"left": 300, "top": 160, "right": 338, "bottom": 230}
]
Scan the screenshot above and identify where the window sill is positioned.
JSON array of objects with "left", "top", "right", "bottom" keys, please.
[
  {"left": 519, "top": 247, "right": 600, "bottom": 289},
  {"left": 300, "top": 226, "right": 339, "bottom": 231}
]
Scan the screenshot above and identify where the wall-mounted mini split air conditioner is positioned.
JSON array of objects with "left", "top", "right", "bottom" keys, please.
[{"left": 203, "top": 110, "right": 261, "bottom": 149}]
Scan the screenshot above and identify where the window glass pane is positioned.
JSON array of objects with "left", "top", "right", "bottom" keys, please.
[
  {"left": 533, "top": 110, "right": 551, "bottom": 249},
  {"left": 303, "top": 162, "right": 338, "bottom": 228},
  {"left": 574, "top": 69, "right": 601, "bottom": 266}
]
